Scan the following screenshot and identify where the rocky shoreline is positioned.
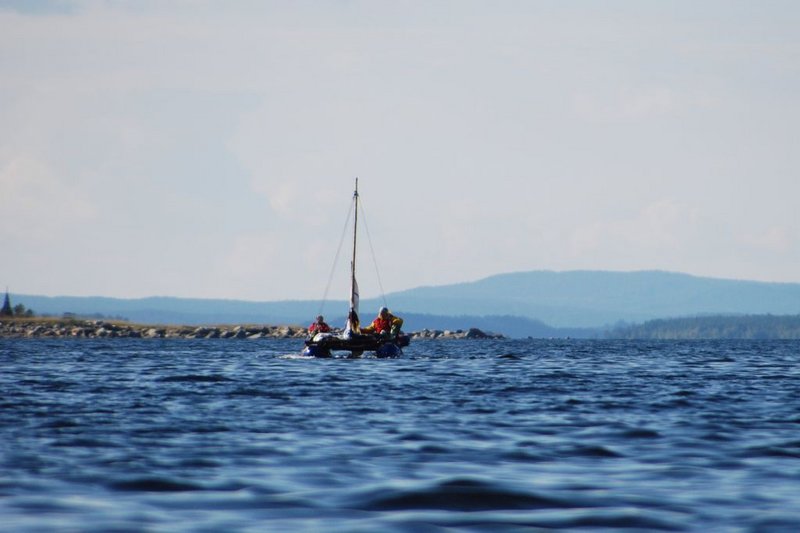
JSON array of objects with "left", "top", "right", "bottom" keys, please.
[{"left": 0, "top": 319, "right": 504, "bottom": 340}]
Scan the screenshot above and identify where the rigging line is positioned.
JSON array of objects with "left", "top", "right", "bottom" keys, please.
[
  {"left": 318, "top": 198, "right": 355, "bottom": 317},
  {"left": 357, "top": 195, "right": 388, "bottom": 308}
]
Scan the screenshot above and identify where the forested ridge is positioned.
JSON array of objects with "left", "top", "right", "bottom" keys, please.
[{"left": 609, "top": 314, "right": 800, "bottom": 339}]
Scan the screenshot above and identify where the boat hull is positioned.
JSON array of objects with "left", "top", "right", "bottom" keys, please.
[
  {"left": 303, "top": 333, "right": 408, "bottom": 358},
  {"left": 301, "top": 345, "right": 332, "bottom": 358}
]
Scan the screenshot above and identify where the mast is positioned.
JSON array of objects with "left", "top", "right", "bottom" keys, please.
[
  {"left": 346, "top": 178, "right": 360, "bottom": 334},
  {"left": 351, "top": 178, "right": 358, "bottom": 296}
]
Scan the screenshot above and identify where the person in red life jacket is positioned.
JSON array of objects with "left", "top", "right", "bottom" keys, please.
[
  {"left": 362, "top": 307, "right": 403, "bottom": 339},
  {"left": 308, "top": 315, "right": 331, "bottom": 336}
]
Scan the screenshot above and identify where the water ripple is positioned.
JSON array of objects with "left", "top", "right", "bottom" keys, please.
[{"left": 1, "top": 338, "right": 799, "bottom": 531}]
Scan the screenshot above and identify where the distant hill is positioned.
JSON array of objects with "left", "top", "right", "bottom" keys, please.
[
  {"left": 10, "top": 294, "right": 326, "bottom": 327},
  {"left": 9, "top": 270, "right": 800, "bottom": 337},
  {"left": 383, "top": 270, "right": 800, "bottom": 328}
]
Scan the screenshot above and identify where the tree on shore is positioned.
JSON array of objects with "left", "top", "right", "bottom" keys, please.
[
  {"left": 13, "top": 304, "right": 33, "bottom": 317},
  {"left": 1, "top": 291, "right": 34, "bottom": 318},
  {"left": 1, "top": 291, "right": 12, "bottom": 317}
]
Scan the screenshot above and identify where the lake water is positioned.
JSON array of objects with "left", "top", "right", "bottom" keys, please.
[{"left": 1, "top": 338, "right": 799, "bottom": 532}]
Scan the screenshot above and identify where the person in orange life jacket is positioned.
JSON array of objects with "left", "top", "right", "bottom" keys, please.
[
  {"left": 362, "top": 307, "right": 403, "bottom": 339},
  {"left": 308, "top": 315, "right": 331, "bottom": 335}
]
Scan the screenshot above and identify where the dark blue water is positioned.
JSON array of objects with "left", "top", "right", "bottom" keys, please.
[{"left": 1, "top": 339, "right": 799, "bottom": 532}]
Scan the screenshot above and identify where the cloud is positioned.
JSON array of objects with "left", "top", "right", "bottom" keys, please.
[
  {"left": 743, "top": 226, "right": 793, "bottom": 254},
  {"left": 3, "top": 2, "right": 800, "bottom": 299},
  {"left": 572, "top": 86, "right": 678, "bottom": 122},
  {"left": 0, "top": 154, "right": 97, "bottom": 238},
  {"left": 0, "top": 0, "right": 76, "bottom": 15},
  {"left": 567, "top": 199, "right": 703, "bottom": 266},
  {"left": 217, "top": 229, "right": 353, "bottom": 301}
]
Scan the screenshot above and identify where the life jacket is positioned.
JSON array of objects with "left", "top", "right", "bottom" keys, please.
[
  {"left": 309, "top": 322, "right": 330, "bottom": 333},
  {"left": 371, "top": 314, "right": 396, "bottom": 333}
]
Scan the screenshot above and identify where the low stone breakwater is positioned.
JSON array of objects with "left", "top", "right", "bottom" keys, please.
[
  {"left": 0, "top": 320, "right": 307, "bottom": 339},
  {"left": 0, "top": 320, "right": 504, "bottom": 340},
  {"left": 411, "top": 327, "right": 505, "bottom": 339}
]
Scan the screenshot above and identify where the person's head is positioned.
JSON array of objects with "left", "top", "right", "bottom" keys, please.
[
  {"left": 378, "top": 307, "right": 389, "bottom": 317},
  {"left": 316, "top": 315, "right": 324, "bottom": 323}
]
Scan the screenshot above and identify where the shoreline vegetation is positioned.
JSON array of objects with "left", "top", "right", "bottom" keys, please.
[
  {"left": 0, "top": 317, "right": 504, "bottom": 340},
  {"left": 607, "top": 314, "right": 800, "bottom": 340}
]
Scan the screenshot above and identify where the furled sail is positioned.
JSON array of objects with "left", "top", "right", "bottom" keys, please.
[{"left": 345, "top": 272, "right": 360, "bottom": 337}]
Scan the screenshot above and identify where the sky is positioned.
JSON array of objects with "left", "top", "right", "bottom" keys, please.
[{"left": 2, "top": 0, "right": 799, "bottom": 301}]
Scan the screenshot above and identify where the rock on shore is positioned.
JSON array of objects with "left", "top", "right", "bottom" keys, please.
[
  {"left": 411, "top": 327, "right": 505, "bottom": 339},
  {"left": 0, "top": 320, "right": 504, "bottom": 340},
  {"left": 0, "top": 320, "right": 308, "bottom": 339}
]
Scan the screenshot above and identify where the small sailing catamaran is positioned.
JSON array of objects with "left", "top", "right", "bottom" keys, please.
[{"left": 302, "top": 180, "right": 410, "bottom": 358}]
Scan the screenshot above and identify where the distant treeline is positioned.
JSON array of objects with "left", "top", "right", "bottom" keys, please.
[
  {"left": 60, "top": 312, "right": 130, "bottom": 321},
  {"left": 608, "top": 314, "right": 800, "bottom": 339},
  {"left": 399, "top": 313, "right": 598, "bottom": 339}
]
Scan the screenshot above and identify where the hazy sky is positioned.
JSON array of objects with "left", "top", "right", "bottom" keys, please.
[{"left": 2, "top": 1, "right": 799, "bottom": 301}]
